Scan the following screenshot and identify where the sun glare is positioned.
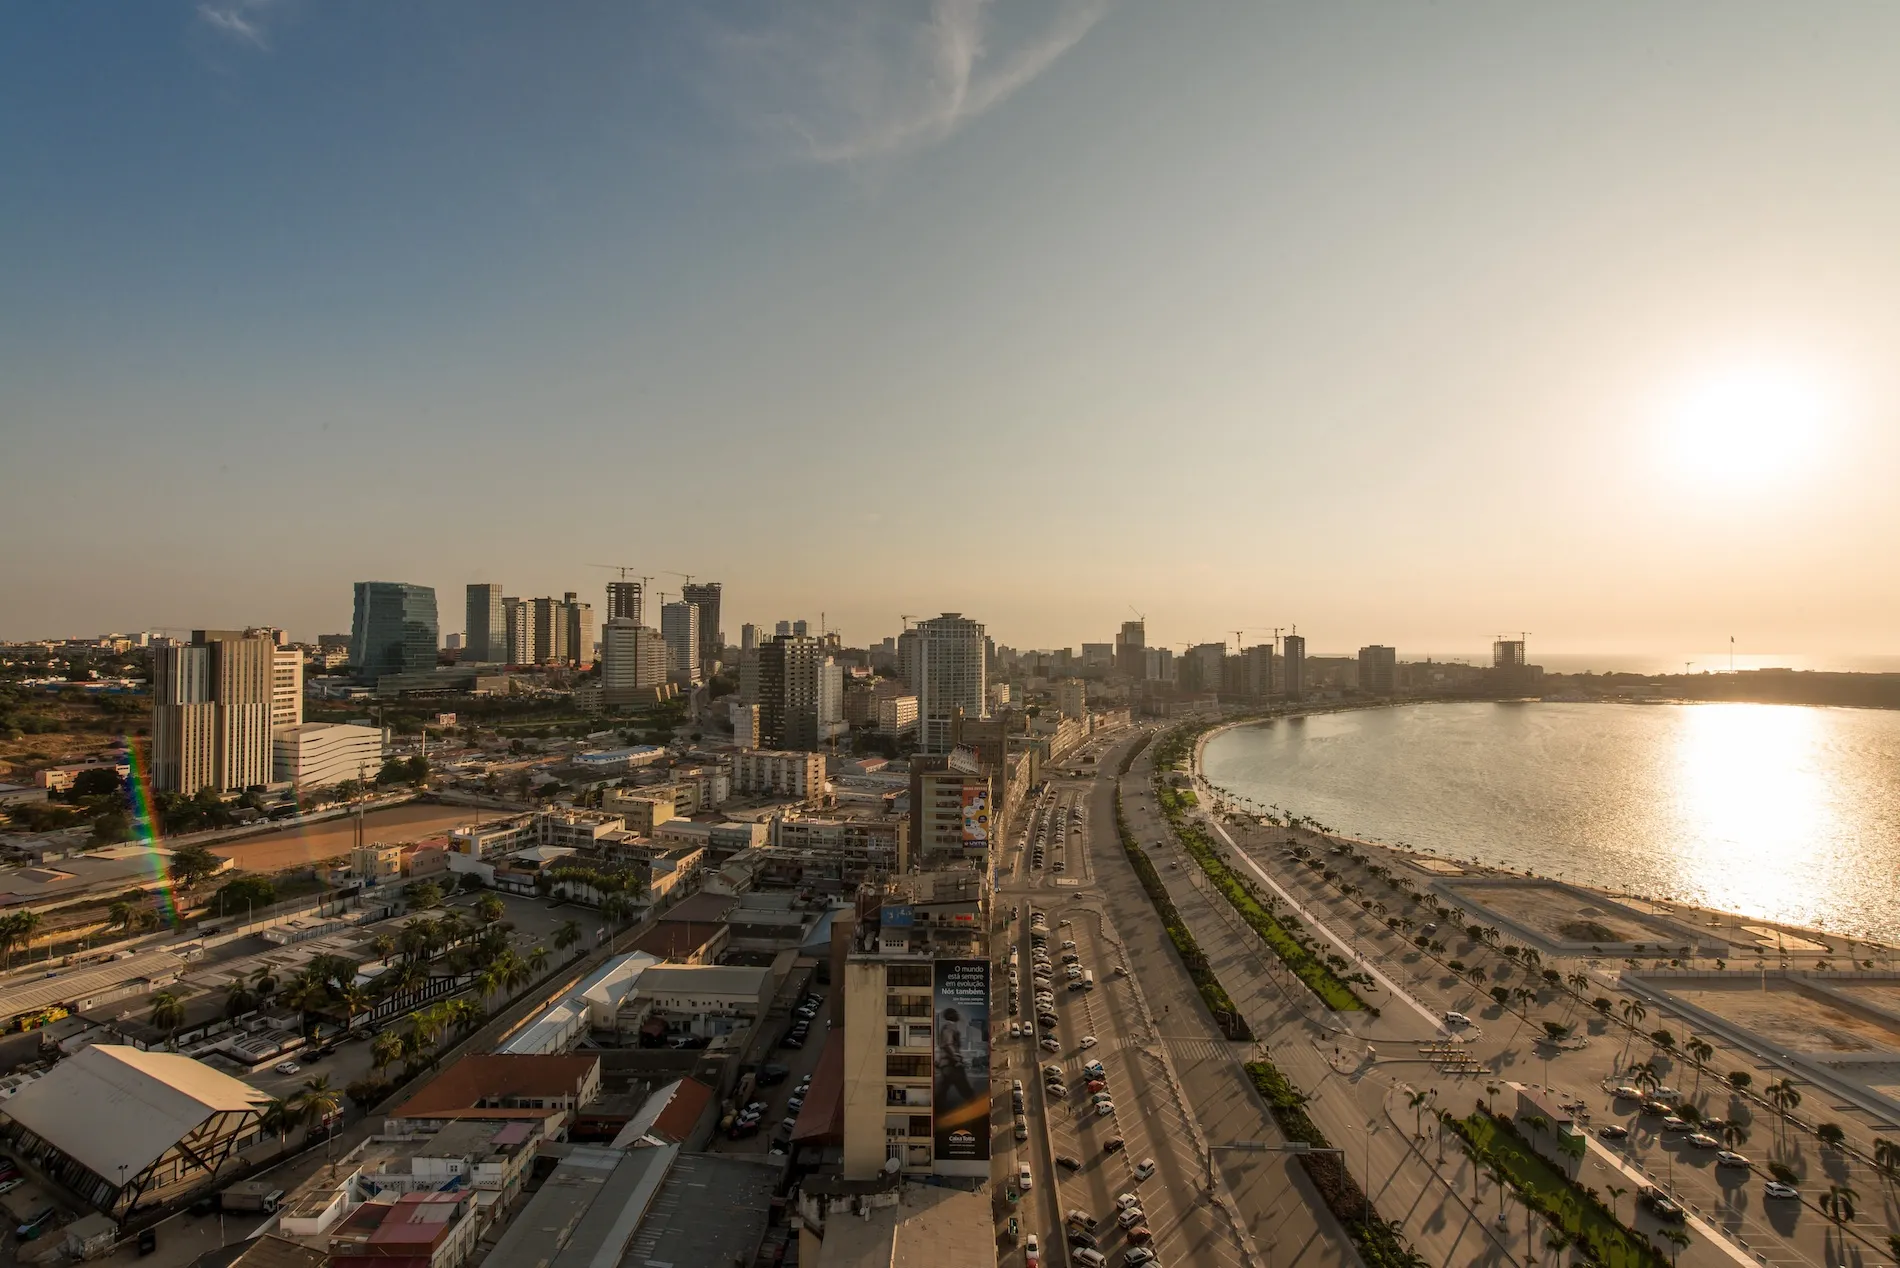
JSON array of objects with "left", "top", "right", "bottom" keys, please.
[{"left": 1662, "top": 365, "right": 1829, "bottom": 489}]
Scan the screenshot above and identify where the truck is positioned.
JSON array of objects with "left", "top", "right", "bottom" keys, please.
[{"left": 218, "top": 1182, "right": 285, "bottom": 1214}]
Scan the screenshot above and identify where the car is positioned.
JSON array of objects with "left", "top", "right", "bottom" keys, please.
[
  {"left": 1116, "top": 1192, "right": 1141, "bottom": 1211},
  {"left": 1015, "top": 1122, "right": 1029, "bottom": 1141},
  {"left": 1103, "top": 1136, "right": 1126, "bottom": 1155},
  {"left": 781, "top": 1117, "right": 797, "bottom": 1133},
  {"left": 1687, "top": 1133, "right": 1719, "bottom": 1149},
  {"left": 1134, "top": 1157, "right": 1156, "bottom": 1180},
  {"left": 758, "top": 1064, "right": 790, "bottom": 1086},
  {"left": 1068, "top": 1230, "right": 1101, "bottom": 1250},
  {"left": 1083, "top": 1062, "right": 1105, "bottom": 1077},
  {"left": 1041, "top": 1037, "right": 1061, "bottom": 1052},
  {"left": 1764, "top": 1181, "right": 1799, "bottom": 1199},
  {"left": 788, "top": 1096, "right": 805, "bottom": 1112},
  {"left": 1056, "top": 1155, "right": 1081, "bottom": 1172},
  {"left": 1637, "top": 1099, "right": 1670, "bottom": 1114},
  {"left": 0, "top": 1181, "right": 21, "bottom": 1197},
  {"left": 1046, "top": 1084, "right": 1068, "bottom": 1098},
  {"left": 1114, "top": 965, "right": 1129, "bottom": 976},
  {"left": 274, "top": 1061, "right": 301, "bottom": 1075},
  {"left": 768, "top": 1141, "right": 788, "bottom": 1156},
  {"left": 1062, "top": 940, "right": 1077, "bottom": 950},
  {"left": 1612, "top": 1085, "right": 1643, "bottom": 1100},
  {"left": 1024, "top": 1234, "right": 1041, "bottom": 1268},
  {"left": 14, "top": 1208, "right": 55, "bottom": 1241},
  {"left": 1079, "top": 1035, "right": 1098, "bottom": 1049},
  {"left": 1009, "top": 1021, "right": 1022, "bottom": 1038},
  {"left": 1117, "top": 1206, "right": 1147, "bottom": 1230},
  {"left": 1597, "top": 1125, "right": 1628, "bottom": 1141},
  {"left": 1639, "top": 1189, "right": 1684, "bottom": 1221},
  {"left": 1125, "top": 1237, "right": 1156, "bottom": 1256},
  {"left": 1043, "top": 1063, "right": 1064, "bottom": 1077},
  {"left": 1442, "top": 1011, "right": 1470, "bottom": 1028},
  {"left": 1098, "top": 1102, "right": 1117, "bottom": 1117},
  {"left": 1660, "top": 1117, "right": 1693, "bottom": 1133},
  {"left": 1072, "top": 1250, "right": 1108, "bottom": 1268},
  {"left": 781, "top": 1035, "right": 803, "bottom": 1048},
  {"left": 1715, "top": 1151, "right": 1750, "bottom": 1167},
  {"left": 727, "top": 1120, "right": 760, "bottom": 1139},
  {"left": 1655, "top": 1086, "right": 1682, "bottom": 1100},
  {"left": 1087, "top": 1079, "right": 1108, "bottom": 1094},
  {"left": 1018, "top": 1163, "right": 1033, "bottom": 1190}
]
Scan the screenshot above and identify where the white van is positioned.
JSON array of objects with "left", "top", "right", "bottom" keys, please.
[
  {"left": 1443, "top": 1011, "right": 1470, "bottom": 1028},
  {"left": 1082, "top": 970, "right": 1095, "bottom": 990}
]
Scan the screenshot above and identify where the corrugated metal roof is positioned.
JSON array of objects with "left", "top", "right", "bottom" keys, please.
[
  {"left": 0, "top": 951, "right": 184, "bottom": 1018},
  {"left": 0, "top": 1045, "right": 270, "bottom": 1182}
]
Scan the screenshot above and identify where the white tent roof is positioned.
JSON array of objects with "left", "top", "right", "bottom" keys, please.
[{"left": 1, "top": 1045, "right": 271, "bottom": 1183}]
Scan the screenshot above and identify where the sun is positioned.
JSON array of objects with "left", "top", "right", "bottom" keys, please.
[{"left": 1662, "top": 365, "right": 1828, "bottom": 489}]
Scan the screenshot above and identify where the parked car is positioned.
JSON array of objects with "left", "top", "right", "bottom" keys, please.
[
  {"left": 1102, "top": 1136, "right": 1125, "bottom": 1154},
  {"left": 1639, "top": 1189, "right": 1684, "bottom": 1222},
  {"left": 1126, "top": 1229, "right": 1155, "bottom": 1250},
  {"left": 14, "top": 1208, "right": 56, "bottom": 1241},
  {"left": 1597, "top": 1125, "right": 1628, "bottom": 1140},
  {"left": 1079, "top": 1035, "right": 1098, "bottom": 1049},
  {"left": 1133, "top": 1158, "right": 1156, "bottom": 1180},
  {"left": 273, "top": 1061, "right": 301, "bottom": 1075},
  {"left": 1024, "top": 1234, "right": 1040, "bottom": 1268},
  {"left": 1715, "top": 1151, "right": 1750, "bottom": 1167},
  {"left": 1068, "top": 1230, "right": 1100, "bottom": 1250},
  {"left": 1018, "top": 1163, "right": 1033, "bottom": 1191},
  {"left": 1764, "top": 1181, "right": 1798, "bottom": 1199},
  {"left": 1056, "top": 1155, "right": 1081, "bottom": 1172}
]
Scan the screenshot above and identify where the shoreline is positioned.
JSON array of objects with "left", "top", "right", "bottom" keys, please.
[{"left": 1188, "top": 706, "right": 1895, "bottom": 957}]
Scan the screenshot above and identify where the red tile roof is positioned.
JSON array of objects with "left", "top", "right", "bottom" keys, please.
[
  {"left": 791, "top": 1030, "right": 844, "bottom": 1144},
  {"left": 396, "top": 1053, "right": 598, "bottom": 1117}
]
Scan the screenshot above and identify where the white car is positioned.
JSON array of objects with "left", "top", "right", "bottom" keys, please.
[
  {"left": 1018, "top": 1163, "right": 1033, "bottom": 1190},
  {"left": 1062, "top": 940, "right": 1077, "bottom": 950},
  {"left": 1024, "top": 1234, "right": 1040, "bottom": 1268},
  {"left": 1715, "top": 1151, "right": 1749, "bottom": 1167},
  {"left": 1079, "top": 1035, "right": 1098, "bottom": 1049},
  {"left": 1764, "top": 1181, "right": 1799, "bottom": 1199},
  {"left": 1097, "top": 1101, "right": 1117, "bottom": 1117},
  {"left": 1041, "top": 1036, "right": 1061, "bottom": 1052},
  {"left": 1117, "top": 1206, "right": 1146, "bottom": 1229},
  {"left": 1134, "top": 1157, "right": 1156, "bottom": 1180},
  {"left": 1116, "top": 1193, "right": 1141, "bottom": 1211},
  {"left": 274, "top": 1061, "right": 301, "bottom": 1075}
]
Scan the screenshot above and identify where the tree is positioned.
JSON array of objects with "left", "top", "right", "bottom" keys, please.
[
  {"left": 71, "top": 767, "right": 123, "bottom": 799},
  {"left": 1815, "top": 1122, "right": 1846, "bottom": 1148},
  {"left": 371, "top": 1031, "right": 403, "bottom": 1075},
  {"left": 216, "top": 874, "right": 277, "bottom": 916},
  {"left": 1765, "top": 1078, "right": 1802, "bottom": 1149},
  {"left": 298, "top": 1075, "right": 345, "bottom": 1158},
  {"left": 150, "top": 990, "right": 187, "bottom": 1046},
  {"left": 1661, "top": 1226, "right": 1690, "bottom": 1265},
  {"left": 0, "top": 911, "right": 43, "bottom": 967},
  {"left": 1621, "top": 998, "right": 1647, "bottom": 1028},
  {"left": 92, "top": 810, "right": 132, "bottom": 844},
  {"left": 1873, "top": 1137, "right": 1900, "bottom": 1185},
  {"left": 554, "top": 919, "right": 583, "bottom": 954},
  {"left": 475, "top": 893, "right": 505, "bottom": 924},
  {"left": 1685, "top": 1036, "right": 1715, "bottom": 1096},
  {"left": 259, "top": 1098, "right": 296, "bottom": 1150},
  {"left": 1727, "top": 1070, "right": 1752, "bottom": 1093},
  {"left": 1819, "top": 1183, "right": 1857, "bottom": 1227},
  {"left": 527, "top": 945, "right": 548, "bottom": 976},
  {"left": 404, "top": 880, "right": 442, "bottom": 912},
  {"left": 169, "top": 843, "right": 222, "bottom": 892},
  {"left": 371, "top": 933, "right": 396, "bottom": 962},
  {"left": 1603, "top": 1184, "right": 1628, "bottom": 1222},
  {"left": 108, "top": 900, "right": 137, "bottom": 931}
]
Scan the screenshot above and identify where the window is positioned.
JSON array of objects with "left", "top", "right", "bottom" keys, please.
[
  {"left": 885, "top": 1054, "right": 930, "bottom": 1078},
  {"left": 886, "top": 1026, "right": 900, "bottom": 1047},
  {"left": 887, "top": 964, "right": 931, "bottom": 988}
]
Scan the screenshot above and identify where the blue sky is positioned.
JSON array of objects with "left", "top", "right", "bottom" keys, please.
[{"left": 6, "top": 2, "right": 1900, "bottom": 658}]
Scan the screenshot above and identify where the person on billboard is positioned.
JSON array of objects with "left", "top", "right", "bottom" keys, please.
[{"left": 935, "top": 1005, "right": 978, "bottom": 1106}]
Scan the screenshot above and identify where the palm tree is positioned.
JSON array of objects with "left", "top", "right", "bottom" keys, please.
[
  {"left": 474, "top": 969, "right": 500, "bottom": 1006},
  {"left": 1721, "top": 1122, "right": 1750, "bottom": 1152},
  {"left": 338, "top": 984, "right": 373, "bottom": 1024},
  {"left": 1820, "top": 1183, "right": 1857, "bottom": 1231},
  {"left": 370, "top": 932, "right": 396, "bottom": 962},
  {"left": 446, "top": 998, "right": 483, "bottom": 1034},
  {"left": 1766, "top": 1078, "right": 1802, "bottom": 1149},
  {"left": 108, "top": 900, "right": 135, "bottom": 931},
  {"left": 1632, "top": 1062, "right": 1659, "bottom": 1096},
  {"left": 297, "top": 1075, "right": 344, "bottom": 1158},
  {"left": 371, "top": 1030, "right": 403, "bottom": 1075},
  {"left": 1872, "top": 1137, "right": 1900, "bottom": 1187},
  {"left": 527, "top": 945, "right": 548, "bottom": 976},
  {"left": 259, "top": 1097, "right": 296, "bottom": 1150},
  {"left": 250, "top": 965, "right": 279, "bottom": 1000},
  {"left": 1661, "top": 1226, "right": 1690, "bottom": 1265},
  {"left": 1407, "top": 1089, "right": 1431, "bottom": 1137},
  {"left": 1621, "top": 998, "right": 1647, "bottom": 1028},
  {"left": 1603, "top": 1183, "right": 1628, "bottom": 1222},
  {"left": 150, "top": 990, "right": 187, "bottom": 1048},
  {"left": 496, "top": 950, "right": 531, "bottom": 994}
]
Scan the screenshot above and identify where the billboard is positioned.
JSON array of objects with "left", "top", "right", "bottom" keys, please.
[
  {"left": 932, "top": 958, "right": 991, "bottom": 1172},
  {"left": 881, "top": 904, "right": 915, "bottom": 928},
  {"left": 960, "top": 783, "right": 991, "bottom": 851}
]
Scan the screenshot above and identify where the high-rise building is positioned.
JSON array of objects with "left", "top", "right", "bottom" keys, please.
[
  {"left": 1115, "top": 620, "right": 1146, "bottom": 678},
  {"left": 351, "top": 583, "right": 438, "bottom": 682},
  {"left": 504, "top": 597, "right": 535, "bottom": 667},
  {"left": 1143, "top": 646, "right": 1175, "bottom": 683},
  {"left": 895, "top": 628, "right": 919, "bottom": 689},
  {"left": 661, "top": 601, "right": 701, "bottom": 684},
  {"left": 757, "top": 634, "right": 828, "bottom": 750},
  {"left": 1493, "top": 639, "right": 1525, "bottom": 669},
  {"left": 740, "top": 623, "right": 760, "bottom": 654},
  {"left": 153, "top": 630, "right": 276, "bottom": 794},
  {"left": 1243, "top": 644, "right": 1275, "bottom": 698},
  {"left": 680, "top": 583, "right": 723, "bottom": 675},
  {"left": 1358, "top": 645, "right": 1397, "bottom": 695},
  {"left": 564, "top": 593, "right": 594, "bottom": 668},
  {"left": 1055, "top": 679, "right": 1087, "bottom": 721},
  {"left": 792, "top": 619, "right": 810, "bottom": 638},
  {"left": 599, "top": 618, "right": 669, "bottom": 705},
  {"left": 530, "top": 596, "right": 568, "bottom": 665},
  {"left": 775, "top": 621, "right": 792, "bottom": 637},
  {"left": 271, "top": 647, "right": 303, "bottom": 732},
  {"left": 465, "top": 584, "right": 505, "bottom": 663},
  {"left": 1282, "top": 633, "right": 1307, "bottom": 700},
  {"left": 605, "top": 580, "right": 643, "bottom": 625},
  {"left": 914, "top": 614, "right": 987, "bottom": 754},
  {"left": 1182, "top": 642, "right": 1226, "bottom": 694}
]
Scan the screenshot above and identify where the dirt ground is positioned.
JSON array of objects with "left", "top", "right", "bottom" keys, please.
[
  {"left": 1673, "top": 980, "right": 1900, "bottom": 1054},
  {"left": 1449, "top": 882, "right": 1687, "bottom": 948},
  {"left": 1830, "top": 982, "right": 1900, "bottom": 1018},
  {"left": 209, "top": 805, "right": 483, "bottom": 872}
]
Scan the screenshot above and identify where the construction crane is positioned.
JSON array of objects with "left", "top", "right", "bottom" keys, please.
[
  {"left": 899, "top": 614, "right": 919, "bottom": 629},
  {"left": 666, "top": 570, "right": 696, "bottom": 587},
  {"left": 1128, "top": 605, "right": 1146, "bottom": 623},
  {"left": 588, "top": 564, "right": 644, "bottom": 581},
  {"left": 1271, "top": 626, "right": 1284, "bottom": 650}
]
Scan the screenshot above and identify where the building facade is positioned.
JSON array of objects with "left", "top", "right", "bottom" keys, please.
[
  {"left": 679, "top": 583, "right": 723, "bottom": 675},
  {"left": 1358, "top": 644, "right": 1397, "bottom": 695},
  {"left": 1282, "top": 633, "right": 1306, "bottom": 700},
  {"left": 351, "top": 582, "right": 439, "bottom": 682},
  {"left": 465, "top": 584, "right": 506, "bottom": 663},
  {"left": 913, "top": 614, "right": 987, "bottom": 754},
  {"left": 660, "top": 602, "right": 700, "bottom": 685},
  {"left": 729, "top": 750, "right": 824, "bottom": 800},
  {"left": 605, "top": 580, "right": 643, "bottom": 625},
  {"left": 274, "top": 723, "right": 384, "bottom": 789},
  {"left": 599, "top": 619, "right": 669, "bottom": 705}
]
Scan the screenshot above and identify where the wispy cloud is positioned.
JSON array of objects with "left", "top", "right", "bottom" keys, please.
[
  {"left": 698, "top": 0, "right": 1108, "bottom": 164},
  {"left": 196, "top": 0, "right": 279, "bottom": 50}
]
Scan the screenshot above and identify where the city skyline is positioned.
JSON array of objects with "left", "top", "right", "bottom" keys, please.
[{"left": 7, "top": 5, "right": 1900, "bottom": 655}]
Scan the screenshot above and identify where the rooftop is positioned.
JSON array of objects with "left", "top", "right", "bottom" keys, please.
[
  {"left": 608, "top": 1078, "right": 714, "bottom": 1148},
  {"left": 635, "top": 964, "right": 770, "bottom": 997},
  {"left": 814, "top": 1184, "right": 994, "bottom": 1268},
  {"left": 613, "top": 1152, "right": 778, "bottom": 1268},
  {"left": 658, "top": 892, "right": 739, "bottom": 925},
  {"left": 630, "top": 922, "right": 724, "bottom": 960},
  {"left": 395, "top": 1053, "right": 599, "bottom": 1117},
  {"left": 484, "top": 1145, "right": 675, "bottom": 1268}
]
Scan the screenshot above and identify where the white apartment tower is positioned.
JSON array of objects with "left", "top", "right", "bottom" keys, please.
[
  {"left": 914, "top": 614, "right": 987, "bottom": 754},
  {"left": 153, "top": 630, "right": 275, "bottom": 794},
  {"left": 660, "top": 601, "right": 701, "bottom": 685},
  {"left": 599, "top": 619, "right": 669, "bottom": 704}
]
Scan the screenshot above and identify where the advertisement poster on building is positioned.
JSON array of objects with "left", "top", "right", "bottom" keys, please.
[
  {"left": 960, "top": 784, "right": 990, "bottom": 850},
  {"left": 932, "top": 958, "right": 991, "bottom": 1172}
]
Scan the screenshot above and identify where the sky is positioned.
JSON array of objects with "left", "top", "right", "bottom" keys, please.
[{"left": 5, "top": 2, "right": 1900, "bottom": 661}]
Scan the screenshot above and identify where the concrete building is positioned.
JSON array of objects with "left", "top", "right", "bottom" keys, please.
[
  {"left": 875, "top": 694, "right": 918, "bottom": 736},
  {"left": 602, "top": 787, "right": 676, "bottom": 834},
  {"left": 599, "top": 619, "right": 669, "bottom": 707},
  {"left": 1182, "top": 642, "right": 1227, "bottom": 695},
  {"left": 758, "top": 634, "right": 830, "bottom": 751},
  {"left": 503, "top": 597, "right": 533, "bottom": 667},
  {"left": 152, "top": 629, "right": 275, "bottom": 794},
  {"left": 1115, "top": 619, "right": 1145, "bottom": 678},
  {"left": 1055, "top": 678, "right": 1087, "bottom": 720},
  {"left": 1282, "top": 632, "right": 1307, "bottom": 699},
  {"left": 605, "top": 579, "right": 643, "bottom": 625},
  {"left": 839, "top": 878, "right": 989, "bottom": 1179},
  {"left": 731, "top": 749, "right": 824, "bottom": 800},
  {"left": 1142, "top": 646, "right": 1175, "bottom": 683},
  {"left": 274, "top": 723, "right": 384, "bottom": 789},
  {"left": 772, "top": 815, "right": 909, "bottom": 878},
  {"left": 326, "top": 1190, "right": 481, "bottom": 1268},
  {"left": 679, "top": 582, "right": 722, "bottom": 674},
  {"left": 351, "top": 582, "right": 438, "bottom": 682},
  {"left": 1358, "top": 644, "right": 1397, "bottom": 695},
  {"left": 909, "top": 754, "right": 992, "bottom": 865},
  {"left": 661, "top": 601, "right": 700, "bottom": 685},
  {"left": 465, "top": 584, "right": 506, "bottom": 663},
  {"left": 728, "top": 701, "right": 760, "bottom": 749},
  {"left": 271, "top": 646, "right": 303, "bottom": 732},
  {"left": 563, "top": 593, "right": 594, "bottom": 668},
  {"left": 530, "top": 596, "right": 568, "bottom": 665},
  {"left": 913, "top": 614, "right": 987, "bottom": 754},
  {"left": 739, "top": 622, "right": 760, "bottom": 653}
]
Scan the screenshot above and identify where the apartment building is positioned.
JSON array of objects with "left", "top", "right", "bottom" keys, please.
[
  {"left": 913, "top": 614, "right": 986, "bottom": 754},
  {"left": 730, "top": 750, "right": 824, "bottom": 800}
]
